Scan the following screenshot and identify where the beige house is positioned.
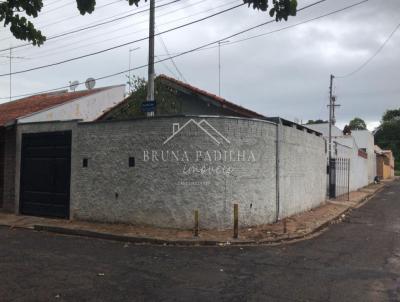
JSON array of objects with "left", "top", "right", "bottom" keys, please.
[{"left": 375, "top": 146, "right": 395, "bottom": 179}]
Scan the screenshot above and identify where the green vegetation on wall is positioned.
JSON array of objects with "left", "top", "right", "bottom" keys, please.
[{"left": 106, "top": 76, "right": 181, "bottom": 119}]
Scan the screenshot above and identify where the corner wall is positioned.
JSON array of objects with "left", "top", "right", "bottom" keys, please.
[
  {"left": 71, "top": 117, "right": 278, "bottom": 230},
  {"left": 11, "top": 117, "right": 328, "bottom": 230}
]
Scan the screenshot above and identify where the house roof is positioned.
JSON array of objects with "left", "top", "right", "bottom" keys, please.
[
  {"left": 158, "top": 75, "right": 265, "bottom": 118},
  {"left": 0, "top": 87, "right": 112, "bottom": 127}
]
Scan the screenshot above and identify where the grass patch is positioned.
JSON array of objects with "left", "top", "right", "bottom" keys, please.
[{"left": 395, "top": 170, "right": 400, "bottom": 177}]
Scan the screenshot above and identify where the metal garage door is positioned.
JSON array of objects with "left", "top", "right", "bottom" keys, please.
[{"left": 20, "top": 131, "right": 71, "bottom": 218}]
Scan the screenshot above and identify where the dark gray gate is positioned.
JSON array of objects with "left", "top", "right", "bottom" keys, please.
[
  {"left": 329, "top": 158, "right": 350, "bottom": 201},
  {"left": 20, "top": 131, "right": 71, "bottom": 218}
]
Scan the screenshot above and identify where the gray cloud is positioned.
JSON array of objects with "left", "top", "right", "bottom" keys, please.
[{"left": 0, "top": 0, "right": 399, "bottom": 130}]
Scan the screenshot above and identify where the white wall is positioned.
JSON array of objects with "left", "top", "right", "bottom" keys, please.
[
  {"left": 307, "top": 123, "right": 343, "bottom": 137},
  {"left": 335, "top": 136, "right": 369, "bottom": 191},
  {"left": 307, "top": 124, "right": 374, "bottom": 191},
  {"left": 17, "top": 86, "right": 125, "bottom": 124},
  {"left": 351, "top": 130, "right": 376, "bottom": 183}
]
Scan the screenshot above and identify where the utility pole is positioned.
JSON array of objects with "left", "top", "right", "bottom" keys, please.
[
  {"left": 218, "top": 40, "right": 229, "bottom": 97},
  {"left": 128, "top": 47, "right": 140, "bottom": 94},
  {"left": 328, "top": 74, "right": 334, "bottom": 198},
  {"left": 9, "top": 48, "right": 11, "bottom": 102},
  {"left": 146, "top": 0, "right": 155, "bottom": 117},
  {"left": 327, "top": 74, "right": 341, "bottom": 198},
  {"left": 331, "top": 95, "right": 340, "bottom": 126},
  {"left": 328, "top": 74, "right": 334, "bottom": 162}
]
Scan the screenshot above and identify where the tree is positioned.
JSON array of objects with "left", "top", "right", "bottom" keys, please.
[
  {"left": 102, "top": 75, "right": 180, "bottom": 119},
  {"left": 306, "top": 119, "right": 328, "bottom": 125},
  {"left": 382, "top": 108, "right": 400, "bottom": 122},
  {"left": 349, "top": 117, "right": 367, "bottom": 130},
  {"left": 375, "top": 108, "right": 400, "bottom": 172},
  {"left": 0, "top": 0, "right": 297, "bottom": 46}
]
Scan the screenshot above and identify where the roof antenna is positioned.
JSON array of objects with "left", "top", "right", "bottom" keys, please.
[
  {"left": 85, "top": 78, "right": 96, "bottom": 90},
  {"left": 69, "top": 80, "right": 79, "bottom": 92}
]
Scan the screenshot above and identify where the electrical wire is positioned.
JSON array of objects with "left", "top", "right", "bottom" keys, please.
[
  {"left": 37, "top": 0, "right": 171, "bottom": 30},
  {"left": 0, "top": 0, "right": 333, "bottom": 99},
  {"left": 0, "top": 0, "right": 182, "bottom": 53},
  {"left": 11, "top": 0, "right": 233, "bottom": 66},
  {"left": 38, "top": 0, "right": 125, "bottom": 28},
  {"left": 0, "top": 2, "right": 245, "bottom": 77},
  {"left": 40, "top": 0, "right": 75, "bottom": 15},
  {"left": 156, "top": 26, "right": 188, "bottom": 82},
  {"left": 11, "top": 0, "right": 216, "bottom": 60},
  {"left": 155, "top": 55, "right": 180, "bottom": 79},
  {"left": 196, "top": 0, "right": 370, "bottom": 53},
  {"left": 336, "top": 20, "right": 400, "bottom": 79}
]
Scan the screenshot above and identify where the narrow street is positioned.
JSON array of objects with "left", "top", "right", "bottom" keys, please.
[{"left": 1, "top": 180, "right": 399, "bottom": 302}]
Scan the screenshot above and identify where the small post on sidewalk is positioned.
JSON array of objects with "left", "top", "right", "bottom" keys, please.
[
  {"left": 347, "top": 159, "right": 350, "bottom": 201},
  {"left": 283, "top": 218, "right": 287, "bottom": 234},
  {"left": 194, "top": 210, "right": 199, "bottom": 237},
  {"left": 233, "top": 204, "right": 239, "bottom": 239}
]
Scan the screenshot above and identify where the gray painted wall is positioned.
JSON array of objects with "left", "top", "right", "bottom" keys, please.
[
  {"left": 10, "top": 116, "right": 327, "bottom": 230},
  {"left": 278, "top": 125, "right": 327, "bottom": 218},
  {"left": 71, "top": 117, "right": 278, "bottom": 229}
]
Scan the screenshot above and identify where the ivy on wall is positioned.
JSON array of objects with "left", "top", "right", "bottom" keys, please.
[{"left": 105, "top": 76, "right": 181, "bottom": 120}]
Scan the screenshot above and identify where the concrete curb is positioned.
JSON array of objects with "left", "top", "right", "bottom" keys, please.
[{"left": 31, "top": 184, "right": 388, "bottom": 247}]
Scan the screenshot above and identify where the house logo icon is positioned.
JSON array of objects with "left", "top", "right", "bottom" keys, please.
[{"left": 163, "top": 119, "right": 231, "bottom": 145}]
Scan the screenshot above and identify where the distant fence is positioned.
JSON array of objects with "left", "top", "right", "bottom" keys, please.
[{"left": 329, "top": 158, "right": 350, "bottom": 201}]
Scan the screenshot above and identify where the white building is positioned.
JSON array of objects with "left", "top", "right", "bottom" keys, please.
[
  {"left": 351, "top": 130, "right": 377, "bottom": 183},
  {"left": 306, "top": 123, "right": 374, "bottom": 191}
]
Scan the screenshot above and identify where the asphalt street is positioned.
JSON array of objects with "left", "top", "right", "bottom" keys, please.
[{"left": 0, "top": 180, "right": 399, "bottom": 302}]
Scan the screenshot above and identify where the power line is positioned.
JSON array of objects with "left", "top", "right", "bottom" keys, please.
[
  {"left": 226, "top": 1, "right": 369, "bottom": 47},
  {"left": 156, "top": 26, "right": 188, "bottom": 83},
  {"left": 155, "top": 55, "right": 180, "bottom": 78},
  {"left": 38, "top": 0, "right": 125, "bottom": 29},
  {"left": 44, "top": 0, "right": 71, "bottom": 7},
  {"left": 40, "top": 0, "right": 75, "bottom": 15},
  {"left": 336, "top": 20, "right": 400, "bottom": 79},
  {"left": 153, "top": 0, "right": 370, "bottom": 58},
  {"left": 0, "top": 0, "right": 330, "bottom": 99},
  {"left": 37, "top": 0, "right": 173, "bottom": 31},
  {"left": 44, "top": 0, "right": 179, "bottom": 40},
  {"left": 0, "top": 0, "right": 129, "bottom": 43},
  {"left": 0, "top": 0, "right": 182, "bottom": 53},
  {"left": 10, "top": 0, "right": 216, "bottom": 61},
  {"left": 0, "top": 3, "right": 245, "bottom": 77}
]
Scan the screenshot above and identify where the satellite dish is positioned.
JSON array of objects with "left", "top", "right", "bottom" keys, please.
[
  {"left": 69, "top": 80, "right": 79, "bottom": 92},
  {"left": 85, "top": 78, "right": 96, "bottom": 90}
]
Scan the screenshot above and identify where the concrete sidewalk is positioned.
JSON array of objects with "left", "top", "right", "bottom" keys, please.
[{"left": 0, "top": 181, "right": 392, "bottom": 246}]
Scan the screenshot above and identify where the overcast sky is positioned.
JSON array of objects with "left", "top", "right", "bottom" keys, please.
[{"left": 0, "top": 0, "right": 399, "bottom": 130}]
